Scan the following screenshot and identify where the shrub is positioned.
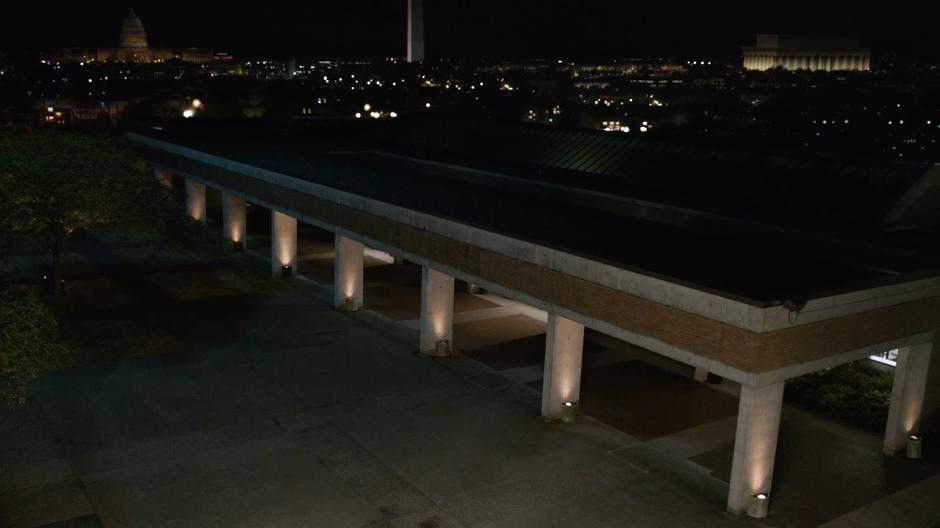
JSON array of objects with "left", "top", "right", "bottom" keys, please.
[
  {"left": 0, "top": 285, "right": 67, "bottom": 407},
  {"left": 786, "top": 361, "right": 893, "bottom": 431}
]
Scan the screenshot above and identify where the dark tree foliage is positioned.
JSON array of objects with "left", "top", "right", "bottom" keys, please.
[
  {"left": 0, "top": 129, "right": 212, "bottom": 293},
  {"left": 0, "top": 285, "right": 66, "bottom": 407}
]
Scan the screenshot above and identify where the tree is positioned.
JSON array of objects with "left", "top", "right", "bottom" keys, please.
[
  {"left": 0, "top": 129, "right": 200, "bottom": 294},
  {"left": 0, "top": 285, "right": 66, "bottom": 407}
]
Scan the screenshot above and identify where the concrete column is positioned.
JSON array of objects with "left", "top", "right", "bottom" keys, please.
[
  {"left": 541, "top": 314, "right": 585, "bottom": 420},
  {"left": 184, "top": 179, "right": 206, "bottom": 224},
  {"left": 727, "top": 381, "right": 785, "bottom": 514},
  {"left": 154, "top": 168, "right": 173, "bottom": 188},
  {"left": 884, "top": 341, "right": 934, "bottom": 454},
  {"left": 334, "top": 235, "right": 364, "bottom": 310},
  {"left": 271, "top": 211, "right": 297, "bottom": 277},
  {"left": 694, "top": 366, "right": 709, "bottom": 382},
  {"left": 407, "top": 0, "right": 425, "bottom": 63},
  {"left": 221, "top": 193, "right": 246, "bottom": 249},
  {"left": 419, "top": 267, "right": 455, "bottom": 356}
]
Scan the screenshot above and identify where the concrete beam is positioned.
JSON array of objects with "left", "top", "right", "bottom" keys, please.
[
  {"left": 334, "top": 235, "right": 364, "bottom": 310},
  {"left": 222, "top": 193, "right": 247, "bottom": 249},
  {"left": 541, "top": 314, "right": 585, "bottom": 420},
  {"left": 420, "top": 267, "right": 454, "bottom": 356},
  {"left": 884, "top": 341, "right": 934, "bottom": 454},
  {"left": 184, "top": 179, "right": 206, "bottom": 224},
  {"left": 271, "top": 211, "right": 297, "bottom": 277},
  {"left": 727, "top": 381, "right": 784, "bottom": 514}
]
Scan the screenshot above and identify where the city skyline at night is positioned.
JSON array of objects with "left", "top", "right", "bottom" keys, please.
[{"left": 6, "top": 1, "right": 940, "bottom": 60}]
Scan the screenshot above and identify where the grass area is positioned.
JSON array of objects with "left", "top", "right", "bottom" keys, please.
[
  {"left": 786, "top": 360, "right": 894, "bottom": 432},
  {"left": 1, "top": 227, "right": 279, "bottom": 369}
]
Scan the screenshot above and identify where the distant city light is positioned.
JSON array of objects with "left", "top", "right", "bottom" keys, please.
[
  {"left": 363, "top": 103, "right": 372, "bottom": 111},
  {"left": 355, "top": 112, "right": 362, "bottom": 118},
  {"left": 182, "top": 109, "right": 195, "bottom": 118},
  {"left": 425, "top": 102, "right": 431, "bottom": 108},
  {"left": 389, "top": 112, "right": 398, "bottom": 118},
  {"left": 191, "top": 99, "right": 202, "bottom": 108}
]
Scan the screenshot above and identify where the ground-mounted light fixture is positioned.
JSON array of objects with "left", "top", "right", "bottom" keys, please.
[
  {"left": 747, "top": 493, "right": 769, "bottom": 518},
  {"left": 281, "top": 265, "right": 292, "bottom": 278},
  {"left": 231, "top": 241, "right": 244, "bottom": 252},
  {"left": 345, "top": 296, "right": 360, "bottom": 312},
  {"left": 435, "top": 339, "right": 450, "bottom": 357},
  {"left": 907, "top": 434, "right": 923, "bottom": 459},
  {"left": 561, "top": 400, "right": 578, "bottom": 423}
]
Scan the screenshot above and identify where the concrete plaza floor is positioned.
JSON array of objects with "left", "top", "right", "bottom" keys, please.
[
  {"left": 1, "top": 214, "right": 938, "bottom": 527},
  {"left": 2, "top": 271, "right": 761, "bottom": 527}
]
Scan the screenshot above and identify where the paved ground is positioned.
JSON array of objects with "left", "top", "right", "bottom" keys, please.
[
  {"left": 819, "top": 475, "right": 940, "bottom": 528},
  {"left": 1, "top": 207, "right": 938, "bottom": 527},
  {"left": 1, "top": 272, "right": 759, "bottom": 528}
]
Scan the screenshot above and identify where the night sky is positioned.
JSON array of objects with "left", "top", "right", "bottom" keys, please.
[{"left": 6, "top": 1, "right": 940, "bottom": 60}]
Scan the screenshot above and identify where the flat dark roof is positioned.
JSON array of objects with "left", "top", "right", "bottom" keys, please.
[{"left": 130, "top": 118, "right": 940, "bottom": 305}]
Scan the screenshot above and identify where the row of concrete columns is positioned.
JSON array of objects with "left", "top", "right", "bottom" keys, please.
[
  {"left": 172, "top": 170, "right": 933, "bottom": 517},
  {"left": 746, "top": 54, "right": 870, "bottom": 72}
]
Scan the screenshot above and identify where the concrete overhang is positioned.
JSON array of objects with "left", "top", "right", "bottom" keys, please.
[{"left": 129, "top": 131, "right": 940, "bottom": 386}]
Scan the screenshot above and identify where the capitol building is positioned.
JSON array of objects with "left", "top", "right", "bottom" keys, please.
[{"left": 51, "top": 9, "right": 214, "bottom": 64}]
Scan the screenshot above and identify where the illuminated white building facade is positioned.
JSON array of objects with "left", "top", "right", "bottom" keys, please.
[{"left": 743, "top": 35, "right": 870, "bottom": 72}]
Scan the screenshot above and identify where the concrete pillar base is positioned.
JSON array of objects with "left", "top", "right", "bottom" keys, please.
[
  {"left": 184, "top": 180, "right": 207, "bottom": 224},
  {"left": 334, "top": 235, "right": 364, "bottom": 309},
  {"left": 727, "top": 381, "right": 784, "bottom": 514},
  {"left": 420, "top": 267, "right": 455, "bottom": 356},
  {"left": 222, "top": 193, "right": 247, "bottom": 251},
  {"left": 271, "top": 211, "right": 297, "bottom": 277},
  {"left": 884, "top": 341, "right": 933, "bottom": 455},
  {"left": 541, "top": 314, "right": 585, "bottom": 421},
  {"left": 154, "top": 168, "right": 173, "bottom": 188}
]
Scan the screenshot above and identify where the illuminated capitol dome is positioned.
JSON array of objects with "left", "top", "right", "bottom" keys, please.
[
  {"left": 48, "top": 8, "right": 216, "bottom": 64},
  {"left": 119, "top": 9, "right": 149, "bottom": 49}
]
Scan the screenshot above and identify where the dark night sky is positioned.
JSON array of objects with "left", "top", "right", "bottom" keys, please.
[{"left": 5, "top": 1, "right": 939, "bottom": 60}]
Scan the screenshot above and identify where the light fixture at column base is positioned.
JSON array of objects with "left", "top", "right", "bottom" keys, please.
[
  {"left": 561, "top": 400, "right": 578, "bottom": 423},
  {"left": 435, "top": 339, "right": 450, "bottom": 357},
  {"left": 281, "top": 265, "right": 292, "bottom": 278},
  {"left": 907, "top": 434, "right": 923, "bottom": 459},
  {"left": 747, "top": 493, "right": 769, "bottom": 518},
  {"left": 345, "top": 296, "right": 360, "bottom": 312}
]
